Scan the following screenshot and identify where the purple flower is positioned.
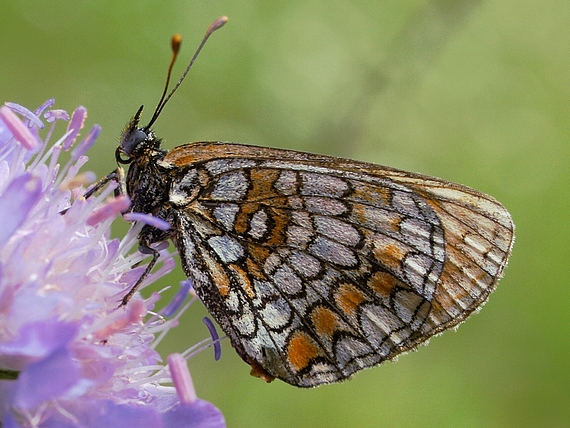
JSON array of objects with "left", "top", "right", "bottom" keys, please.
[{"left": 0, "top": 102, "right": 225, "bottom": 427}]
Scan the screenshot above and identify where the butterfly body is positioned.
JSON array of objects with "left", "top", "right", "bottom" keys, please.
[{"left": 115, "top": 107, "right": 514, "bottom": 387}]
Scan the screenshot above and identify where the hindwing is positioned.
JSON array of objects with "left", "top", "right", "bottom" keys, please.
[{"left": 154, "top": 143, "right": 513, "bottom": 387}]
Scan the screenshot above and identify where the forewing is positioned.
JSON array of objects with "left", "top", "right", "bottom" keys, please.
[{"left": 163, "top": 143, "right": 514, "bottom": 387}]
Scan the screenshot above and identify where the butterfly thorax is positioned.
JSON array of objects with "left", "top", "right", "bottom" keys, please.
[
  {"left": 117, "top": 118, "right": 167, "bottom": 209},
  {"left": 125, "top": 148, "right": 169, "bottom": 211}
]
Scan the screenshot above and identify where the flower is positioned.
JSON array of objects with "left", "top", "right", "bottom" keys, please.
[{"left": 0, "top": 101, "right": 225, "bottom": 427}]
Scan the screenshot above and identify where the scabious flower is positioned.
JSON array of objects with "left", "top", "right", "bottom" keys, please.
[{"left": 0, "top": 101, "right": 225, "bottom": 427}]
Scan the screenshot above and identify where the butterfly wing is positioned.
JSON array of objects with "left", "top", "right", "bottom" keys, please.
[{"left": 160, "top": 143, "right": 514, "bottom": 387}]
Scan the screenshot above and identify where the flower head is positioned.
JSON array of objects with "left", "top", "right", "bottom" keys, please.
[{"left": 0, "top": 101, "right": 225, "bottom": 427}]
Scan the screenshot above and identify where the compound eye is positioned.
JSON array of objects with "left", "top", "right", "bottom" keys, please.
[{"left": 121, "top": 129, "right": 148, "bottom": 156}]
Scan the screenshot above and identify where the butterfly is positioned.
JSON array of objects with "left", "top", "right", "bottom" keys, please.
[{"left": 93, "top": 16, "right": 514, "bottom": 387}]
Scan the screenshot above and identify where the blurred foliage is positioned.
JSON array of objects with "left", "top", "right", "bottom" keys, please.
[{"left": 1, "top": 1, "right": 569, "bottom": 427}]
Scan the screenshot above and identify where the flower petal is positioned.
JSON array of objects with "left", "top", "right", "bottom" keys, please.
[
  {"left": 63, "top": 106, "right": 87, "bottom": 150},
  {"left": 86, "top": 194, "right": 130, "bottom": 226},
  {"left": 161, "top": 400, "right": 226, "bottom": 428},
  {"left": 161, "top": 280, "right": 193, "bottom": 317},
  {"left": 168, "top": 353, "right": 196, "bottom": 404},
  {"left": 0, "top": 172, "right": 42, "bottom": 246},
  {"left": 123, "top": 212, "right": 171, "bottom": 231},
  {"left": 0, "top": 321, "right": 78, "bottom": 370},
  {"left": 14, "top": 348, "right": 81, "bottom": 409},
  {"left": 4, "top": 103, "right": 43, "bottom": 129},
  {"left": 72, "top": 124, "right": 101, "bottom": 159},
  {"left": 41, "top": 400, "right": 162, "bottom": 428},
  {"left": 202, "top": 318, "right": 222, "bottom": 361},
  {"left": 0, "top": 105, "right": 39, "bottom": 151}
]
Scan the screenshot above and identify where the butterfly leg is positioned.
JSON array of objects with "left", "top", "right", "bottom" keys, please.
[
  {"left": 120, "top": 244, "right": 160, "bottom": 306},
  {"left": 83, "top": 167, "right": 126, "bottom": 200},
  {"left": 59, "top": 168, "right": 126, "bottom": 215}
]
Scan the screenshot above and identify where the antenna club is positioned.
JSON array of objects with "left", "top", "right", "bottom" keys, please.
[
  {"left": 171, "top": 34, "right": 182, "bottom": 53},
  {"left": 208, "top": 16, "right": 229, "bottom": 34}
]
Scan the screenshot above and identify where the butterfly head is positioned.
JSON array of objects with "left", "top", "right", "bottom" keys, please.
[{"left": 116, "top": 105, "right": 161, "bottom": 164}]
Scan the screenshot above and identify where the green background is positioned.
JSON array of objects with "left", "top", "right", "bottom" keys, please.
[{"left": 2, "top": 1, "right": 568, "bottom": 427}]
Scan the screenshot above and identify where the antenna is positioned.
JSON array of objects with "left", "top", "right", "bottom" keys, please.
[{"left": 145, "top": 15, "right": 228, "bottom": 130}]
